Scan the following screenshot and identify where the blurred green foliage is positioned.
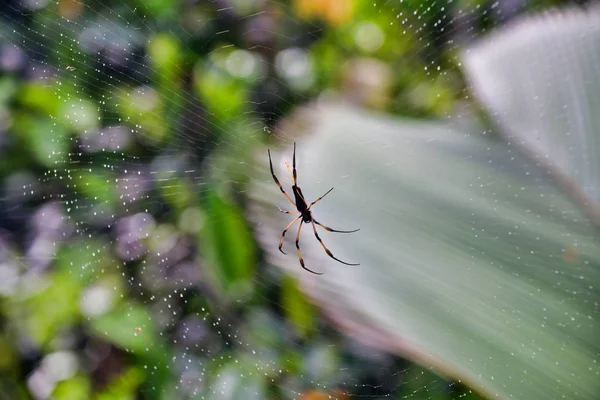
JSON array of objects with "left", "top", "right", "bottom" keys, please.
[
  {"left": 0, "top": 0, "right": 584, "bottom": 399},
  {"left": 200, "top": 185, "right": 256, "bottom": 300}
]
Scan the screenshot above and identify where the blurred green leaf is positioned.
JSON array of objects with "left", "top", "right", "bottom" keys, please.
[
  {"left": 303, "top": 343, "right": 341, "bottom": 384},
  {"left": 89, "top": 302, "right": 174, "bottom": 400},
  {"left": 17, "top": 82, "right": 60, "bottom": 115},
  {"left": 147, "top": 33, "right": 183, "bottom": 131},
  {"left": 24, "top": 270, "right": 82, "bottom": 346},
  {"left": 96, "top": 367, "right": 144, "bottom": 400},
  {"left": 0, "top": 370, "right": 29, "bottom": 400},
  {"left": 53, "top": 375, "right": 91, "bottom": 400},
  {"left": 193, "top": 63, "right": 248, "bottom": 123},
  {"left": 148, "top": 33, "right": 182, "bottom": 75},
  {"left": 200, "top": 185, "right": 256, "bottom": 301},
  {"left": 207, "top": 120, "right": 264, "bottom": 185},
  {"left": 113, "top": 85, "right": 168, "bottom": 143},
  {"left": 253, "top": 102, "right": 600, "bottom": 400},
  {"left": 244, "top": 308, "right": 287, "bottom": 350},
  {"left": 55, "top": 240, "right": 117, "bottom": 283},
  {"left": 0, "top": 77, "right": 17, "bottom": 104},
  {"left": 132, "top": 0, "right": 177, "bottom": 19},
  {"left": 159, "top": 177, "right": 192, "bottom": 211},
  {"left": 281, "top": 348, "right": 303, "bottom": 376},
  {"left": 281, "top": 276, "right": 315, "bottom": 338},
  {"left": 88, "top": 301, "right": 159, "bottom": 354},
  {"left": 72, "top": 169, "right": 117, "bottom": 207},
  {"left": 0, "top": 335, "right": 17, "bottom": 371},
  {"left": 5, "top": 242, "right": 116, "bottom": 349},
  {"left": 179, "top": 207, "right": 205, "bottom": 233},
  {"left": 12, "top": 113, "right": 69, "bottom": 167},
  {"left": 401, "top": 365, "right": 454, "bottom": 400},
  {"left": 57, "top": 97, "right": 100, "bottom": 133},
  {"left": 206, "top": 361, "right": 266, "bottom": 400}
]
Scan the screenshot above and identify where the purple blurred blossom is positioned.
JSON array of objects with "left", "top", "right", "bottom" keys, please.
[
  {"left": 25, "top": 62, "right": 56, "bottom": 82},
  {"left": 79, "top": 22, "right": 143, "bottom": 68},
  {"left": 176, "top": 315, "right": 210, "bottom": 346},
  {"left": 117, "top": 169, "right": 151, "bottom": 205},
  {"left": 114, "top": 212, "right": 154, "bottom": 261},
  {"left": 80, "top": 125, "right": 132, "bottom": 153},
  {"left": 26, "top": 202, "right": 72, "bottom": 271},
  {"left": 32, "top": 202, "right": 71, "bottom": 238},
  {"left": 177, "top": 368, "right": 205, "bottom": 397},
  {"left": 25, "top": 237, "right": 57, "bottom": 272},
  {"left": 22, "top": 0, "right": 49, "bottom": 11},
  {"left": 165, "top": 261, "right": 202, "bottom": 288},
  {"left": 243, "top": 14, "right": 277, "bottom": 48},
  {"left": 140, "top": 235, "right": 199, "bottom": 291},
  {"left": 0, "top": 44, "right": 27, "bottom": 72}
]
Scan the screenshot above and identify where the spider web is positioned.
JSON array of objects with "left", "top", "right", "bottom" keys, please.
[{"left": 0, "top": 0, "right": 580, "bottom": 399}]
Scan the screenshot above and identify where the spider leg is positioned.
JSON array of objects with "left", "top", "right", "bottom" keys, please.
[
  {"left": 311, "top": 220, "right": 360, "bottom": 266},
  {"left": 313, "top": 219, "right": 360, "bottom": 233},
  {"left": 296, "top": 220, "right": 323, "bottom": 275},
  {"left": 307, "top": 187, "right": 334, "bottom": 210},
  {"left": 285, "top": 162, "right": 294, "bottom": 180},
  {"left": 279, "top": 216, "right": 301, "bottom": 255},
  {"left": 292, "top": 142, "right": 298, "bottom": 185},
  {"left": 268, "top": 149, "right": 296, "bottom": 207},
  {"left": 278, "top": 206, "right": 299, "bottom": 215}
]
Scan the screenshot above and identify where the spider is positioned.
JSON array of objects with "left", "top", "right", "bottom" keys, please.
[{"left": 268, "top": 142, "right": 360, "bottom": 275}]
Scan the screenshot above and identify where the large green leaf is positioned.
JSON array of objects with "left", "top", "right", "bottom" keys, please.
[{"left": 252, "top": 103, "right": 599, "bottom": 400}]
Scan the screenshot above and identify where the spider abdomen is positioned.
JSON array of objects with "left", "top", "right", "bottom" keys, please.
[{"left": 292, "top": 185, "right": 308, "bottom": 212}]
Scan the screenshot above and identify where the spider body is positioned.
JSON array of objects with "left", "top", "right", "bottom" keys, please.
[
  {"left": 292, "top": 186, "right": 311, "bottom": 221},
  {"left": 268, "top": 142, "right": 359, "bottom": 274}
]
